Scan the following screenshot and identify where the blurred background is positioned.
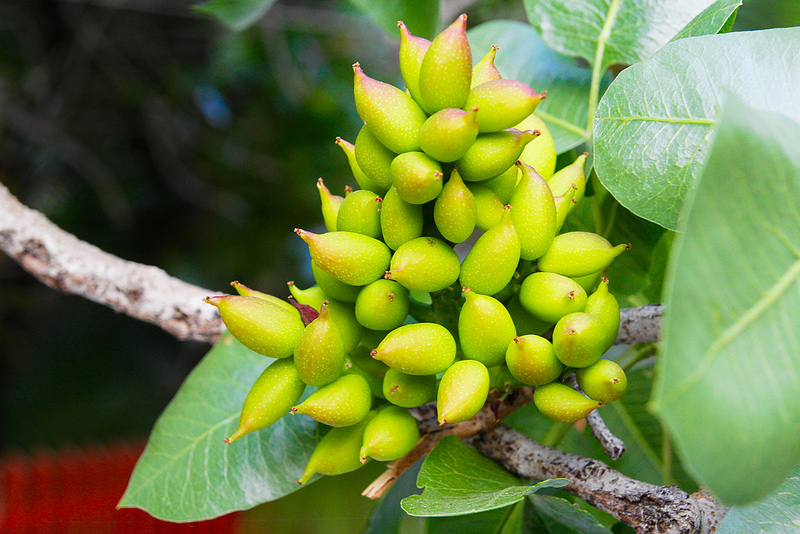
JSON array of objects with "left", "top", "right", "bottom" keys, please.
[{"left": 0, "top": 0, "right": 798, "bottom": 531}]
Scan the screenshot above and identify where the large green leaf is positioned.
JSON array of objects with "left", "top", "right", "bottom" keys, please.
[
  {"left": 523, "top": 0, "right": 723, "bottom": 69},
  {"left": 401, "top": 435, "right": 567, "bottom": 516},
  {"left": 651, "top": 96, "right": 800, "bottom": 505},
  {"left": 193, "top": 0, "right": 278, "bottom": 31},
  {"left": 118, "top": 334, "right": 318, "bottom": 521},
  {"left": 594, "top": 28, "right": 800, "bottom": 229},
  {"left": 718, "top": 463, "right": 800, "bottom": 533},
  {"left": 526, "top": 495, "right": 615, "bottom": 534},
  {"left": 348, "top": 0, "right": 439, "bottom": 40},
  {"left": 672, "top": 0, "right": 742, "bottom": 40},
  {"left": 468, "top": 20, "right": 603, "bottom": 153}
]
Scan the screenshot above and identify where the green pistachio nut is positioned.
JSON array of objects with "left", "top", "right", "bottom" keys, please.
[
  {"left": 385, "top": 236, "right": 460, "bottom": 293},
  {"left": 397, "top": 20, "right": 431, "bottom": 105},
  {"left": 291, "top": 373, "right": 372, "bottom": 427},
  {"left": 230, "top": 280, "right": 298, "bottom": 316},
  {"left": 204, "top": 295, "right": 304, "bottom": 359},
  {"left": 515, "top": 112, "right": 557, "bottom": 180},
  {"left": 456, "top": 129, "right": 537, "bottom": 182},
  {"left": 354, "top": 125, "right": 396, "bottom": 191},
  {"left": 553, "top": 182, "right": 578, "bottom": 233},
  {"left": 458, "top": 288, "right": 517, "bottom": 367},
  {"left": 295, "top": 229, "right": 391, "bottom": 286},
  {"left": 434, "top": 169, "right": 477, "bottom": 243},
  {"left": 505, "top": 295, "right": 554, "bottom": 336},
  {"left": 584, "top": 277, "right": 620, "bottom": 351},
  {"left": 350, "top": 341, "right": 390, "bottom": 378},
  {"left": 371, "top": 322, "right": 456, "bottom": 375},
  {"left": 417, "top": 14, "right": 472, "bottom": 114},
  {"left": 354, "top": 279, "right": 409, "bottom": 331},
  {"left": 467, "top": 183, "right": 504, "bottom": 231},
  {"left": 571, "top": 271, "right": 603, "bottom": 293},
  {"left": 533, "top": 382, "right": 602, "bottom": 424},
  {"left": 380, "top": 186, "right": 423, "bottom": 251},
  {"left": 382, "top": 368, "right": 437, "bottom": 408},
  {"left": 293, "top": 301, "right": 346, "bottom": 386},
  {"left": 418, "top": 107, "right": 479, "bottom": 162},
  {"left": 342, "top": 355, "right": 385, "bottom": 399},
  {"left": 359, "top": 405, "right": 420, "bottom": 463},
  {"left": 459, "top": 206, "right": 520, "bottom": 296},
  {"left": 471, "top": 45, "right": 502, "bottom": 88},
  {"left": 484, "top": 165, "right": 518, "bottom": 205},
  {"left": 315, "top": 177, "right": 345, "bottom": 232},
  {"left": 504, "top": 335, "right": 563, "bottom": 386},
  {"left": 466, "top": 79, "right": 544, "bottom": 133},
  {"left": 311, "top": 260, "right": 362, "bottom": 303},
  {"left": 537, "top": 231, "right": 629, "bottom": 278},
  {"left": 510, "top": 162, "right": 556, "bottom": 261},
  {"left": 334, "top": 137, "right": 381, "bottom": 194},
  {"left": 518, "top": 271, "right": 587, "bottom": 323},
  {"left": 287, "top": 283, "right": 363, "bottom": 353},
  {"left": 436, "top": 359, "right": 490, "bottom": 424},
  {"left": 576, "top": 358, "right": 627, "bottom": 403},
  {"left": 390, "top": 151, "right": 444, "bottom": 205},
  {"left": 353, "top": 62, "right": 426, "bottom": 154},
  {"left": 225, "top": 358, "right": 306, "bottom": 444},
  {"left": 287, "top": 282, "right": 326, "bottom": 310},
  {"left": 297, "top": 413, "right": 374, "bottom": 485},
  {"left": 547, "top": 152, "right": 587, "bottom": 205},
  {"left": 335, "top": 189, "right": 383, "bottom": 240},
  {"left": 552, "top": 312, "right": 608, "bottom": 368}
]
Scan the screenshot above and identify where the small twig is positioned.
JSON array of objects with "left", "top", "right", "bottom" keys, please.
[{"left": 566, "top": 374, "right": 626, "bottom": 461}]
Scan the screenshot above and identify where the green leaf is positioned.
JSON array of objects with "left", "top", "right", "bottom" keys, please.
[
  {"left": 718, "top": 463, "right": 800, "bottom": 533},
  {"left": 672, "top": 0, "right": 742, "bottom": 40},
  {"left": 651, "top": 96, "right": 800, "bottom": 505},
  {"left": 468, "top": 20, "right": 604, "bottom": 153},
  {"left": 523, "top": 0, "right": 721, "bottom": 69},
  {"left": 348, "top": 0, "right": 439, "bottom": 40},
  {"left": 526, "top": 494, "right": 614, "bottom": 534},
  {"left": 118, "top": 334, "right": 318, "bottom": 521},
  {"left": 193, "top": 0, "right": 278, "bottom": 31},
  {"left": 401, "top": 435, "right": 567, "bottom": 516},
  {"left": 594, "top": 28, "right": 800, "bottom": 229}
]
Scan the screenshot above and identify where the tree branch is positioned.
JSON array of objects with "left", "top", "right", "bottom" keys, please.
[
  {"left": 0, "top": 182, "right": 223, "bottom": 342},
  {"left": 467, "top": 425, "right": 728, "bottom": 534},
  {"left": 618, "top": 304, "right": 663, "bottom": 344}
]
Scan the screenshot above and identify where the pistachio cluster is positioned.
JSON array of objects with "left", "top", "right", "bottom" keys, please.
[{"left": 205, "top": 14, "right": 629, "bottom": 485}]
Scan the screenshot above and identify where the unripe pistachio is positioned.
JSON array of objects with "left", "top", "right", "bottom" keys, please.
[
  {"left": 224, "top": 358, "right": 306, "bottom": 444},
  {"left": 518, "top": 271, "right": 587, "bottom": 323},
  {"left": 505, "top": 294, "right": 554, "bottom": 336},
  {"left": 515, "top": 112, "right": 556, "bottom": 180},
  {"left": 467, "top": 183, "right": 504, "bottom": 231},
  {"left": 359, "top": 405, "right": 420, "bottom": 463},
  {"left": 293, "top": 301, "right": 346, "bottom": 386},
  {"left": 204, "top": 295, "right": 304, "bottom": 359},
  {"left": 437, "top": 360, "right": 490, "bottom": 424},
  {"left": 571, "top": 271, "right": 603, "bottom": 293},
  {"left": 311, "top": 260, "right": 361, "bottom": 303},
  {"left": 355, "top": 125, "right": 396, "bottom": 191},
  {"left": 511, "top": 162, "right": 556, "bottom": 261},
  {"left": 335, "top": 189, "right": 383, "bottom": 240},
  {"left": 334, "top": 138, "right": 382, "bottom": 194},
  {"left": 584, "top": 278, "right": 620, "bottom": 351},
  {"left": 553, "top": 183, "right": 578, "bottom": 233},
  {"left": 354, "top": 279, "right": 409, "bottom": 331},
  {"left": 230, "top": 280, "right": 298, "bottom": 316},
  {"left": 350, "top": 341, "right": 390, "bottom": 377},
  {"left": 547, "top": 152, "right": 588, "bottom": 205},
  {"left": 505, "top": 335, "right": 563, "bottom": 386},
  {"left": 342, "top": 354, "right": 385, "bottom": 399},
  {"left": 382, "top": 368, "right": 437, "bottom": 408},
  {"left": 417, "top": 14, "right": 472, "bottom": 114},
  {"left": 380, "top": 186, "right": 424, "bottom": 250},
  {"left": 458, "top": 288, "right": 517, "bottom": 367},
  {"left": 466, "top": 79, "right": 544, "bottom": 133},
  {"left": 471, "top": 45, "right": 502, "bottom": 88},
  {"left": 371, "top": 323, "right": 456, "bottom": 375},
  {"left": 576, "top": 358, "right": 627, "bottom": 403},
  {"left": 291, "top": 373, "right": 372, "bottom": 427},
  {"left": 390, "top": 151, "right": 444, "bottom": 205},
  {"left": 397, "top": 20, "right": 431, "bottom": 105},
  {"left": 533, "top": 382, "right": 602, "bottom": 424},
  {"left": 287, "top": 282, "right": 326, "bottom": 310},
  {"left": 419, "top": 107, "right": 479, "bottom": 162},
  {"left": 385, "top": 236, "right": 460, "bottom": 293},
  {"left": 287, "top": 283, "right": 363, "bottom": 353},
  {"left": 537, "top": 232, "right": 629, "bottom": 278},
  {"left": 316, "top": 177, "right": 345, "bottom": 232},
  {"left": 456, "top": 129, "right": 537, "bottom": 182},
  {"left": 434, "top": 169, "right": 477, "bottom": 243},
  {"left": 484, "top": 165, "right": 518, "bottom": 205},
  {"left": 297, "top": 413, "right": 374, "bottom": 485},
  {"left": 295, "top": 229, "right": 391, "bottom": 286},
  {"left": 552, "top": 312, "right": 608, "bottom": 368},
  {"left": 353, "top": 62, "right": 426, "bottom": 154},
  {"left": 459, "top": 206, "right": 521, "bottom": 296}
]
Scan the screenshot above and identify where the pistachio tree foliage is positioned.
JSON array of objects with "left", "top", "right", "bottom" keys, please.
[{"left": 119, "top": 1, "right": 800, "bottom": 531}]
